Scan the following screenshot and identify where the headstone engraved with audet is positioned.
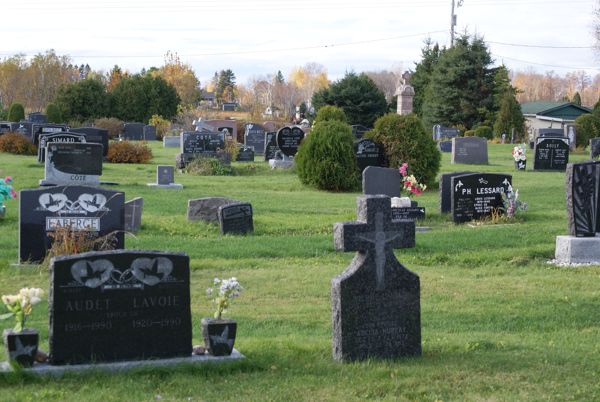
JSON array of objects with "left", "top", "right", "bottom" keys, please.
[
  {"left": 332, "top": 195, "right": 420, "bottom": 361},
  {"left": 49, "top": 250, "right": 192, "bottom": 365},
  {"left": 533, "top": 137, "right": 569, "bottom": 171}
]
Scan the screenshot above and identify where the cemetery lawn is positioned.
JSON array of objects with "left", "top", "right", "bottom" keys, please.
[{"left": 0, "top": 143, "right": 599, "bottom": 401}]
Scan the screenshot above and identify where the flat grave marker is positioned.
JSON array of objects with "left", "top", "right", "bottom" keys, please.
[{"left": 148, "top": 166, "right": 182, "bottom": 189}]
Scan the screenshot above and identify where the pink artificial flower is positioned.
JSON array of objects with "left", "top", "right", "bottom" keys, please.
[
  {"left": 10, "top": 189, "right": 17, "bottom": 198},
  {"left": 4, "top": 176, "right": 12, "bottom": 183},
  {"left": 399, "top": 163, "right": 408, "bottom": 177}
]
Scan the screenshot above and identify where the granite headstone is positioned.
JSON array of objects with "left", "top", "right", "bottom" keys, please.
[
  {"left": 533, "top": 137, "right": 569, "bottom": 171},
  {"left": 351, "top": 125, "right": 370, "bottom": 139},
  {"left": 143, "top": 125, "right": 157, "bottom": 141},
  {"left": 264, "top": 132, "right": 279, "bottom": 161},
  {"left": 218, "top": 203, "right": 253, "bottom": 235},
  {"left": 123, "top": 123, "right": 145, "bottom": 140},
  {"left": 124, "top": 197, "right": 143, "bottom": 233},
  {"left": 451, "top": 137, "right": 488, "bottom": 165},
  {"left": 236, "top": 146, "right": 255, "bottom": 162},
  {"left": 439, "top": 172, "right": 470, "bottom": 213},
  {"left": 187, "top": 197, "right": 238, "bottom": 223},
  {"left": 590, "top": 138, "right": 600, "bottom": 159},
  {"left": 362, "top": 166, "right": 401, "bottom": 198},
  {"left": 33, "top": 124, "right": 68, "bottom": 145},
  {"left": 70, "top": 127, "right": 109, "bottom": 157},
  {"left": 566, "top": 161, "right": 600, "bottom": 237},
  {"left": 276, "top": 126, "right": 304, "bottom": 157},
  {"left": 40, "top": 143, "right": 103, "bottom": 187},
  {"left": 354, "top": 139, "right": 383, "bottom": 173},
  {"left": 37, "top": 132, "right": 87, "bottom": 163},
  {"left": 451, "top": 173, "right": 512, "bottom": 223},
  {"left": 438, "top": 141, "right": 452, "bottom": 153},
  {"left": 244, "top": 123, "right": 266, "bottom": 154}
]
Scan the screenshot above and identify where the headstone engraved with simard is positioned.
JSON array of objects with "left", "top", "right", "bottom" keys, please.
[
  {"left": 244, "top": 123, "right": 266, "bottom": 154},
  {"left": 264, "top": 132, "right": 280, "bottom": 161},
  {"left": 451, "top": 173, "right": 512, "bottom": 223},
  {"left": 19, "top": 185, "right": 125, "bottom": 263},
  {"left": 362, "top": 166, "right": 401, "bottom": 198},
  {"left": 49, "top": 250, "right": 192, "bottom": 365},
  {"left": 332, "top": 195, "right": 420, "bottom": 361},
  {"left": 236, "top": 146, "right": 255, "bottom": 162},
  {"left": 218, "top": 203, "right": 253, "bottom": 235},
  {"left": 533, "top": 137, "right": 569, "bottom": 171},
  {"left": 124, "top": 197, "right": 143, "bottom": 233},
  {"left": 451, "top": 137, "right": 488, "bottom": 165},
  {"left": 123, "top": 123, "right": 145, "bottom": 140},
  {"left": 40, "top": 143, "right": 103, "bottom": 187},
  {"left": 439, "top": 172, "right": 470, "bottom": 213},
  {"left": 276, "top": 126, "right": 304, "bottom": 157},
  {"left": 70, "top": 127, "right": 109, "bottom": 157},
  {"left": 37, "top": 132, "right": 87, "bottom": 163},
  {"left": 354, "top": 139, "right": 383, "bottom": 172},
  {"left": 590, "top": 138, "right": 600, "bottom": 159}
]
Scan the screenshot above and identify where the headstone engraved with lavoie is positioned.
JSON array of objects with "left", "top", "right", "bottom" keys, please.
[
  {"left": 451, "top": 137, "right": 488, "bottom": 165},
  {"left": 264, "top": 132, "right": 280, "bottom": 161},
  {"left": 362, "top": 166, "right": 401, "bottom": 198},
  {"left": 354, "top": 139, "right": 383, "bottom": 173},
  {"left": 19, "top": 185, "right": 125, "bottom": 263},
  {"left": 590, "top": 138, "right": 600, "bottom": 159},
  {"left": 40, "top": 143, "right": 103, "bottom": 187},
  {"left": 332, "top": 195, "right": 420, "bottom": 361},
  {"left": 244, "top": 123, "right": 266, "bottom": 154},
  {"left": 218, "top": 203, "right": 253, "bottom": 235},
  {"left": 124, "top": 197, "right": 143, "bottom": 233},
  {"left": 148, "top": 165, "right": 182, "bottom": 189},
  {"left": 37, "top": 132, "right": 87, "bottom": 163},
  {"left": 236, "top": 146, "right": 255, "bottom": 162},
  {"left": 439, "top": 172, "right": 471, "bottom": 213},
  {"left": 533, "top": 137, "right": 569, "bottom": 171},
  {"left": 70, "top": 127, "right": 109, "bottom": 157},
  {"left": 451, "top": 173, "right": 512, "bottom": 223},
  {"left": 49, "top": 250, "right": 192, "bottom": 365}
]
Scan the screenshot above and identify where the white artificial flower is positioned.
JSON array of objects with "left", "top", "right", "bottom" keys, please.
[{"left": 2, "top": 294, "right": 19, "bottom": 305}]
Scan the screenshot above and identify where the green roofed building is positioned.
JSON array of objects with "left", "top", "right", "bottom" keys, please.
[{"left": 521, "top": 101, "right": 591, "bottom": 140}]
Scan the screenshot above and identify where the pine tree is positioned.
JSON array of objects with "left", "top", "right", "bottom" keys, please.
[
  {"left": 493, "top": 91, "right": 525, "bottom": 139},
  {"left": 572, "top": 92, "right": 582, "bottom": 106},
  {"left": 216, "top": 69, "right": 236, "bottom": 104},
  {"left": 411, "top": 38, "right": 441, "bottom": 117}
]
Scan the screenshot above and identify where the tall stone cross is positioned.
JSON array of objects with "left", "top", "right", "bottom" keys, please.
[{"left": 331, "top": 195, "right": 421, "bottom": 361}]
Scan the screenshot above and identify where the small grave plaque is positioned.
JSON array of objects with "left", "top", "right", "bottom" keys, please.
[
  {"left": 566, "top": 161, "right": 600, "bottom": 237},
  {"left": 354, "top": 139, "right": 383, "bottom": 172},
  {"left": 40, "top": 143, "right": 103, "bottom": 187},
  {"left": 70, "top": 127, "right": 109, "bottom": 157},
  {"left": 438, "top": 141, "right": 452, "bottom": 153},
  {"left": 37, "top": 132, "right": 87, "bottom": 163},
  {"left": 276, "top": 126, "right": 304, "bottom": 157},
  {"left": 391, "top": 206, "right": 425, "bottom": 221},
  {"left": 533, "top": 137, "right": 569, "bottom": 171},
  {"left": 591, "top": 138, "right": 600, "bottom": 159},
  {"left": 439, "top": 172, "right": 470, "bottom": 213},
  {"left": 236, "top": 146, "right": 255, "bottom": 162},
  {"left": 163, "top": 136, "right": 181, "bottom": 147},
  {"left": 451, "top": 137, "right": 488, "bottom": 165},
  {"left": 123, "top": 123, "right": 144, "bottom": 140},
  {"left": 19, "top": 185, "right": 125, "bottom": 263},
  {"left": 124, "top": 197, "right": 143, "bottom": 233},
  {"left": 362, "top": 166, "right": 401, "bottom": 198},
  {"left": 148, "top": 165, "right": 182, "bottom": 189},
  {"left": 451, "top": 173, "right": 512, "bottom": 223},
  {"left": 264, "top": 132, "right": 280, "bottom": 161},
  {"left": 244, "top": 123, "right": 266, "bottom": 154},
  {"left": 49, "top": 250, "right": 192, "bottom": 364},
  {"left": 332, "top": 195, "right": 420, "bottom": 361},
  {"left": 218, "top": 203, "right": 253, "bottom": 235}
]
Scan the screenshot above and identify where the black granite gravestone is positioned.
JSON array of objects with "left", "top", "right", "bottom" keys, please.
[
  {"left": 33, "top": 124, "right": 68, "bottom": 145},
  {"left": 351, "top": 125, "right": 370, "bottom": 139},
  {"left": 144, "top": 125, "right": 156, "bottom": 141},
  {"left": 264, "top": 132, "right": 279, "bottom": 161},
  {"left": 218, "top": 203, "right": 253, "bottom": 235},
  {"left": 19, "top": 185, "right": 125, "bottom": 263},
  {"left": 70, "top": 127, "right": 109, "bottom": 157},
  {"left": 362, "top": 166, "right": 401, "bottom": 198},
  {"left": 439, "top": 172, "right": 471, "bottom": 213},
  {"left": 15, "top": 122, "right": 33, "bottom": 138},
  {"left": 49, "top": 250, "right": 192, "bottom": 365},
  {"left": 432, "top": 125, "right": 460, "bottom": 141},
  {"left": 0, "top": 122, "right": 11, "bottom": 134},
  {"left": 566, "top": 161, "right": 600, "bottom": 237},
  {"left": 590, "top": 138, "right": 600, "bottom": 159},
  {"left": 438, "top": 141, "right": 452, "bottom": 153},
  {"left": 40, "top": 143, "right": 103, "bottom": 187},
  {"left": 451, "top": 173, "right": 512, "bottom": 223},
  {"left": 533, "top": 137, "right": 569, "bottom": 170},
  {"left": 276, "top": 126, "right": 304, "bottom": 157},
  {"left": 332, "top": 195, "right": 419, "bottom": 361},
  {"left": 244, "top": 123, "right": 266, "bottom": 154},
  {"left": 123, "top": 123, "right": 144, "bottom": 140},
  {"left": 181, "top": 131, "right": 224, "bottom": 154},
  {"left": 538, "top": 128, "right": 564, "bottom": 138},
  {"left": 28, "top": 112, "right": 47, "bottom": 124},
  {"left": 354, "top": 138, "right": 383, "bottom": 172},
  {"left": 236, "top": 146, "right": 255, "bottom": 162},
  {"left": 37, "top": 132, "right": 87, "bottom": 162},
  {"left": 391, "top": 206, "right": 425, "bottom": 221}
]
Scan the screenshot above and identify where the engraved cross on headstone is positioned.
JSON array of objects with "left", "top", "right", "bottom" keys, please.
[{"left": 333, "top": 195, "right": 415, "bottom": 291}]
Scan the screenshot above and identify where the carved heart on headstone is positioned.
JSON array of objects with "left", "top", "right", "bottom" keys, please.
[
  {"left": 78, "top": 193, "right": 107, "bottom": 213},
  {"left": 70, "top": 259, "right": 113, "bottom": 288},
  {"left": 38, "top": 193, "right": 68, "bottom": 212},
  {"left": 131, "top": 257, "right": 173, "bottom": 286}
]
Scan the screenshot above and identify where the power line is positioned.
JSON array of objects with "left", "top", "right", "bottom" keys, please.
[
  {"left": 492, "top": 53, "right": 600, "bottom": 70},
  {"left": 489, "top": 40, "right": 594, "bottom": 49}
]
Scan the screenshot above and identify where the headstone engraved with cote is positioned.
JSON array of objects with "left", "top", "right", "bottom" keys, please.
[
  {"left": 37, "top": 132, "right": 87, "bottom": 163},
  {"left": 19, "top": 185, "right": 125, "bottom": 263},
  {"left": 533, "top": 137, "right": 569, "bottom": 171},
  {"left": 70, "top": 127, "right": 109, "bottom": 157},
  {"left": 332, "top": 195, "right": 420, "bottom": 361},
  {"left": 451, "top": 173, "right": 512, "bottom": 223},
  {"left": 354, "top": 139, "right": 383, "bottom": 173},
  {"left": 244, "top": 123, "right": 266, "bottom": 154},
  {"left": 40, "top": 143, "right": 103, "bottom": 187},
  {"left": 177, "top": 131, "right": 225, "bottom": 168},
  {"left": 451, "top": 137, "right": 488, "bottom": 165},
  {"left": 218, "top": 203, "right": 253, "bottom": 235},
  {"left": 49, "top": 250, "right": 192, "bottom": 365},
  {"left": 124, "top": 197, "right": 143, "bottom": 233}
]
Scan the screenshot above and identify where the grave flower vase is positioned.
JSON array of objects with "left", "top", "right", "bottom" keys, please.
[
  {"left": 515, "top": 160, "right": 526, "bottom": 170},
  {"left": 201, "top": 318, "right": 237, "bottom": 356},
  {"left": 3, "top": 329, "right": 38, "bottom": 368}
]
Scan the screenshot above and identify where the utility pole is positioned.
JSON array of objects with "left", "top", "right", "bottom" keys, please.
[{"left": 450, "top": 0, "right": 463, "bottom": 47}]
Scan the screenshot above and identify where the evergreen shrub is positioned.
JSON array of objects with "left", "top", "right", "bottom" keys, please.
[
  {"left": 366, "top": 113, "right": 440, "bottom": 185},
  {"left": 7, "top": 103, "right": 24, "bottom": 122},
  {"left": 295, "top": 120, "right": 358, "bottom": 191},
  {"left": 575, "top": 114, "right": 600, "bottom": 149},
  {"left": 313, "top": 105, "right": 347, "bottom": 125},
  {"left": 185, "top": 157, "right": 233, "bottom": 176},
  {"left": 45, "top": 103, "right": 63, "bottom": 123},
  {"left": 474, "top": 126, "right": 493, "bottom": 140}
]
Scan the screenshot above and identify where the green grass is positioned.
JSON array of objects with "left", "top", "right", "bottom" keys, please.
[{"left": 0, "top": 143, "right": 599, "bottom": 401}]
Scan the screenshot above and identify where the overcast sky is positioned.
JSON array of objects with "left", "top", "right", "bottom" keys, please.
[{"left": 3, "top": 0, "right": 598, "bottom": 84}]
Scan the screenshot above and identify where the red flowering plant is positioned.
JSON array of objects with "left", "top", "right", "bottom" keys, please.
[{"left": 399, "top": 163, "right": 426, "bottom": 197}]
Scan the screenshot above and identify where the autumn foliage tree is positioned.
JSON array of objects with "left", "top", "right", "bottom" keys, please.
[{"left": 154, "top": 51, "right": 201, "bottom": 106}]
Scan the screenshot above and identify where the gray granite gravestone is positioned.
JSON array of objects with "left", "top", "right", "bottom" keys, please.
[
  {"left": 354, "top": 139, "right": 383, "bottom": 173},
  {"left": 143, "top": 125, "right": 157, "bottom": 141},
  {"left": 244, "top": 123, "right": 266, "bottom": 154},
  {"left": 451, "top": 137, "right": 488, "bottom": 164},
  {"left": 163, "top": 136, "right": 181, "bottom": 147},
  {"left": 187, "top": 197, "right": 239, "bottom": 223},
  {"left": 40, "top": 143, "right": 103, "bottom": 187},
  {"left": 438, "top": 141, "right": 452, "bottom": 153},
  {"left": 124, "top": 197, "right": 143, "bottom": 233},
  {"left": 362, "top": 166, "right": 401, "bottom": 198},
  {"left": 123, "top": 123, "right": 144, "bottom": 140},
  {"left": 590, "top": 138, "right": 600, "bottom": 159},
  {"left": 332, "top": 195, "right": 420, "bottom": 361},
  {"left": 49, "top": 250, "right": 192, "bottom": 364},
  {"left": 147, "top": 166, "right": 182, "bottom": 189},
  {"left": 32, "top": 124, "right": 68, "bottom": 145},
  {"left": 218, "top": 203, "right": 253, "bottom": 235}
]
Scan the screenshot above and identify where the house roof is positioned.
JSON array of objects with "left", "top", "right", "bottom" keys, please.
[{"left": 521, "top": 101, "right": 591, "bottom": 120}]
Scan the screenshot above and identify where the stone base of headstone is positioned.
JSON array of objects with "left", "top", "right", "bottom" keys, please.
[
  {"left": 268, "top": 158, "right": 294, "bottom": 169},
  {"left": 0, "top": 350, "right": 245, "bottom": 376},
  {"left": 147, "top": 183, "right": 183, "bottom": 189},
  {"left": 555, "top": 235, "right": 600, "bottom": 264}
]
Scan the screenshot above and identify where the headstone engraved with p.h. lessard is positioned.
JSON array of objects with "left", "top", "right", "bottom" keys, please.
[
  {"left": 244, "top": 123, "right": 266, "bottom": 154},
  {"left": 451, "top": 173, "right": 512, "bottom": 223},
  {"left": 533, "top": 137, "right": 569, "bottom": 170},
  {"left": 218, "top": 203, "right": 253, "bottom": 235},
  {"left": 439, "top": 172, "right": 470, "bottom": 213},
  {"left": 40, "top": 143, "right": 103, "bottom": 187},
  {"left": 451, "top": 137, "right": 488, "bottom": 165},
  {"left": 566, "top": 161, "right": 600, "bottom": 237},
  {"left": 332, "top": 195, "right": 419, "bottom": 361},
  {"left": 19, "top": 185, "right": 125, "bottom": 263},
  {"left": 49, "top": 250, "right": 192, "bottom": 365},
  {"left": 37, "top": 131, "right": 87, "bottom": 163}
]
